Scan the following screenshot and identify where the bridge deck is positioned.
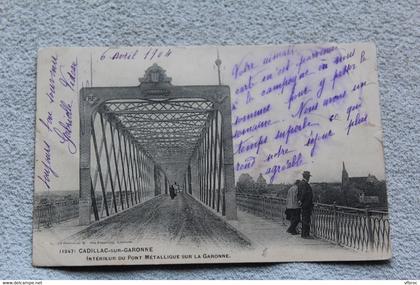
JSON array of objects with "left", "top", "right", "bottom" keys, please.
[
  {"left": 68, "top": 193, "right": 251, "bottom": 250},
  {"left": 61, "top": 192, "right": 376, "bottom": 261}
]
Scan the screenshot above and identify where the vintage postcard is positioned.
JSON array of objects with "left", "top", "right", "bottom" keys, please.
[{"left": 33, "top": 43, "right": 391, "bottom": 266}]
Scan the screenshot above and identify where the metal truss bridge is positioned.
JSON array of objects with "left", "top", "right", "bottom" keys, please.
[{"left": 78, "top": 63, "right": 236, "bottom": 225}]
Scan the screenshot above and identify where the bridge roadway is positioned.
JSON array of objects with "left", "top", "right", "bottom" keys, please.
[
  {"left": 68, "top": 193, "right": 251, "bottom": 250},
  {"left": 67, "top": 192, "right": 372, "bottom": 261}
]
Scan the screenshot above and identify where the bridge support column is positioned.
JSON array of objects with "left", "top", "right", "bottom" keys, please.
[
  {"left": 79, "top": 168, "right": 92, "bottom": 225},
  {"left": 218, "top": 99, "right": 237, "bottom": 220},
  {"left": 79, "top": 90, "right": 94, "bottom": 225},
  {"left": 165, "top": 175, "right": 168, "bottom": 195},
  {"left": 154, "top": 164, "right": 159, "bottom": 196},
  {"left": 187, "top": 164, "right": 192, "bottom": 195}
]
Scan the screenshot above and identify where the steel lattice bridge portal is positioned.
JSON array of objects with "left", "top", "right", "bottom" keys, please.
[{"left": 79, "top": 64, "right": 236, "bottom": 225}]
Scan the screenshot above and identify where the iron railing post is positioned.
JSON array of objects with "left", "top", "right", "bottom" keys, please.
[
  {"left": 333, "top": 202, "right": 339, "bottom": 245},
  {"left": 312, "top": 203, "right": 317, "bottom": 238},
  {"left": 366, "top": 208, "right": 374, "bottom": 251}
]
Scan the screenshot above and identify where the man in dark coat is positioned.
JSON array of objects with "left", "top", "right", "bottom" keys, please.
[
  {"left": 298, "top": 171, "right": 314, "bottom": 238},
  {"left": 169, "top": 184, "right": 176, "bottom": 200}
]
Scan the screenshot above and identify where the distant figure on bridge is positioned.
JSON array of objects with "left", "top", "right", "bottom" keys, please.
[
  {"left": 169, "top": 183, "right": 177, "bottom": 200},
  {"left": 285, "top": 180, "right": 301, "bottom": 235},
  {"left": 298, "top": 171, "right": 314, "bottom": 239}
]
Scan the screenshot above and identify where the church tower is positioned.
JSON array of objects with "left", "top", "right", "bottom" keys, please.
[
  {"left": 341, "top": 162, "right": 350, "bottom": 205},
  {"left": 342, "top": 162, "right": 349, "bottom": 187}
]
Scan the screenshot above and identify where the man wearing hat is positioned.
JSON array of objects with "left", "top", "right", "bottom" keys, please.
[{"left": 298, "top": 171, "right": 314, "bottom": 238}]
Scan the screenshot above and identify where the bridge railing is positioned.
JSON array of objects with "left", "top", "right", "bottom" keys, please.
[
  {"left": 312, "top": 202, "right": 391, "bottom": 253},
  {"left": 236, "top": 193, "right": 391, "bottom": 253},
  {"left": 34, "top": 190, "right": 158, "bottom": 229},
  {"left": 33, "top": 198, "right": 79, "bottom": 229},
  {"left": 236, "top": 193, "right": 287, "bottom": 225}
]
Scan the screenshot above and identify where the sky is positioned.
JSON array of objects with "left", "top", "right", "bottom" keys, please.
[{"left": 34, "top": 43, "right": 386, "bottom": 192}]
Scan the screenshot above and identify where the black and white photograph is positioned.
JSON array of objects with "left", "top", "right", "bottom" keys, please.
[{"left": 33, "top": 43, "right": 391, "bottom": 266}]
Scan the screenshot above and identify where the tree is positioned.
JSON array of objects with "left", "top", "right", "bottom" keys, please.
[{"left": 237, "top": 173, "right": 255, "bottom": 192}]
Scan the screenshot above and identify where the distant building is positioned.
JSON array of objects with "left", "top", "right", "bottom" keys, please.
[
  {"left": 256, "top": 173, "right": 267, "bottom": 186},
  {"left": 359, "top": 192, "right": 379, "bottom": 204},
  {"left": 341, "top": 162, "right": 380, "bottom": 206}
]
